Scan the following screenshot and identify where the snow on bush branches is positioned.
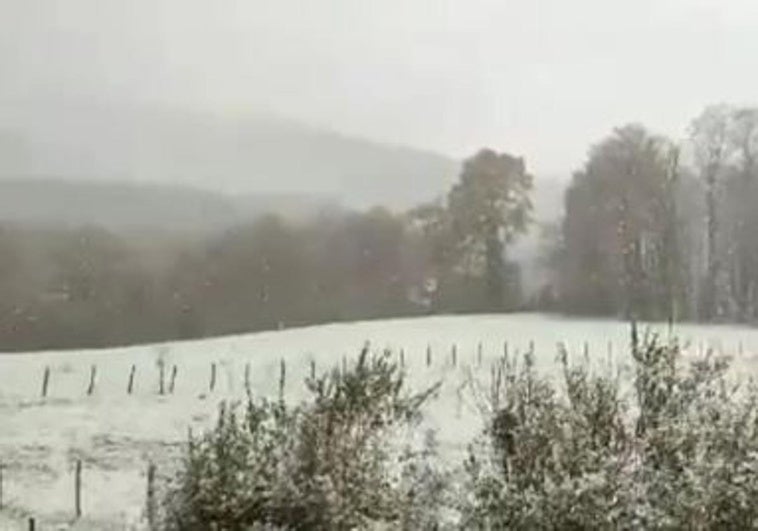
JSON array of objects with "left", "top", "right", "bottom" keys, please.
[{"left": 162, "top": 328, "right": 758, "bottom": 530}]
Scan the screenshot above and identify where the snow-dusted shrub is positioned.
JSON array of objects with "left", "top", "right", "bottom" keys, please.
[
  {"left": 161, "top": 329, "right": 758, "bottom": 529},
  {"left": 462, "top": 329, "right": 758, "bottom": 529},
  {"left": 460, "top": 344, "right": 630, "bottom": 529},
  {"left": 629, "top": 330, "right": 758, "bottom": 529},
  {"left": 160, "top": 347, "right": 442, "bottom": 530}
]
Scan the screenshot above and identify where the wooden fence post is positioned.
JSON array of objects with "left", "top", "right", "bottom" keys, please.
[
  {"left": 426, "top": 345, "right": 432, "bottom": 367},
  {"left": 451, "top": 344, "right": 457, "bottom": 367},
  {"left": 127, "top": 364, "right": 136, "bottom": 394},
  {"left": 75, "top": 459, "right": 82, "bottom": 518},
  {"left": 28, "top": 518, "right": 35, "bottom": 531},
  {"left": 158, "top": 362, "right": 165, "bottom": 396},
  {"left": 41, "top": 366, "right": 50, "bottom": 398},
  {"left": 477, "top": 342, "right": 483, "bottom": 366},
  {"left": 87, "top": 365, "right": 97, "bottom": 396},
  {"left": 209, "top": 362, "right": 217, "bottom": 393},
  {"left": 168, "top": 365, "right": 177, "bottom": 394},
  {"left": 309, "top": 359, "right": 316, "bottom": 380},
  {"left": 399, "top": 349, "right": 405, "bottom": 368},
  {"left": 279, "top": 359, "right": 286, "bottom": 401}
]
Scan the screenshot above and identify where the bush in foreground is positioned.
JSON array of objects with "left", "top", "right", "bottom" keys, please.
[
  {"left": 162, "top": 329, "right": 758, "bottom": 530},
  {"left": 463, "top": 329, "right": 758, "bottom": 529},
  {"left": 160, "top": 347, "right": 442, "bottom": 530}
]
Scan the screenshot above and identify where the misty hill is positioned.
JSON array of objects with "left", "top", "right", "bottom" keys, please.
[
  {"left": 0, "top": 99, "right": 459, "bottom": 209},
  {"left": 0, "top": 178, "right": 337, "bottom": 233},
  {"left": 0, "top": 173, "right": 565, "bottom": 237}
]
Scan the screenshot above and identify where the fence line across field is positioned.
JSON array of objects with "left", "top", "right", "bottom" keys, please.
[
  {"left": 0, "top": 337, "right": 746, "bottom": 527},
  {"left": 0, "top": 458, "right": 162, "bottom": 529},
  {"left": 37, "top": 339, "right": 593, "bottom": 399},
  {"left": 8, "top": 338, "right": 742, "bottom": 401},
  {"left": 29, "top": 341, "right": 511, "bottom": 398}
]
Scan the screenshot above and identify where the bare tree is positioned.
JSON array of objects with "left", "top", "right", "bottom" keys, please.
[
  {"left": 689, "top": 105, "right": 733, "bottom": 320},
  {"left": 726, "top": 108, "right": 758, "bottom": 320}
]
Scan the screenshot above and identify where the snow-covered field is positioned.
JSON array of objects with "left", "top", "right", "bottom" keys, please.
[{"left": 1, "top": 313, "right": 758, "bottom": 529}]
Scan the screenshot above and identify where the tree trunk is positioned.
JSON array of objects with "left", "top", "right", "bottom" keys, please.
[
  {"left": 702, "top": 171, "right": 719, "bottom": 320},
  {"left": 661, "top": 149, "right": 681, "bottom": 323},
  {"left": 485, "top": 229, "right": 505, "bottom": 311}
]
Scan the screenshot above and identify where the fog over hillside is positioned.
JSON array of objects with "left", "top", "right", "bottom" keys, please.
[
  {"left": 0, "top": 97, "right": 567, "bottom": 234},
  {"left": 3, "top": 2, "right": 758, "bottom": 528},
  {"left": 0, "top": 178, "right": 340, "bottom": 233},
  {"left": 0, "top": 98, "right": 459, "bottom": 210},
  {"left": 0, "top": 174, "right": 565, "bottom": 243}
]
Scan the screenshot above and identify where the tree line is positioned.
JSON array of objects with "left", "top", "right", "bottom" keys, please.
[
  {"left": 0, "top": 148, "right": 533, "bottom": 351},
  {"left": 0, "top": 103, "right": 756, "bottom": 351},
  {"left": 556, "top": 104, "right": 758, "bottom": 322}
]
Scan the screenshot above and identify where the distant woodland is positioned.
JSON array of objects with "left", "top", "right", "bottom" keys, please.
[{"left": 1, "top": 104, "right": 757, "bottom": 351}]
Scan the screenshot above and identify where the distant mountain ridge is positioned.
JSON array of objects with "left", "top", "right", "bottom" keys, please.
[
  {"left": 0, "top": 177, "right": 338, "bottom": 233},
  {"left": 0, "top": 98, "right": 567, "bottom": 237},
  {"left": 0, "top": 98, "right": 459, "bottom": 210}
]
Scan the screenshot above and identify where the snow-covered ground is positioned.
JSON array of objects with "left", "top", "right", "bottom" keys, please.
[{"left": 1, "top": 313, "right": 757, "bottom": 529}]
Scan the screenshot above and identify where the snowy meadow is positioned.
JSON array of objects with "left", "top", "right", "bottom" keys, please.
[{"left": 1, "top": 313, "right": 758, "bottom": 528}]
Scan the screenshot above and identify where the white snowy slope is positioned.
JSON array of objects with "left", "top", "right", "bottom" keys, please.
[{"left": 1, "top": 313, "right": 757, "bottom": 529}]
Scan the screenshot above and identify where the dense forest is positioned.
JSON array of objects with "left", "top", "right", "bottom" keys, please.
[
  {"left": 559, "top": 104, "right": 758, "bottom": 322},
  {"left": 0, "top": 149, "right": 531, "bottom": 351},
  {"left": 1, "top": 103, "right": 756, "bottom": 351}
]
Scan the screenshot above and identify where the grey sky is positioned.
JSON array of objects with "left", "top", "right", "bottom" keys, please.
[{"left": 2, "top": 0, "right": 757, "bottom": 176}]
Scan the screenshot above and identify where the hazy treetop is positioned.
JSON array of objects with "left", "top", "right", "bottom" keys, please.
[{"left": 1, "top": 0, "right": 757, "bottom": 176}]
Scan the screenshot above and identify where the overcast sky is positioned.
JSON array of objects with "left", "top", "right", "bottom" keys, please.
[{"left": 2, "top": 0, "right": 757, "bottom": 176}]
